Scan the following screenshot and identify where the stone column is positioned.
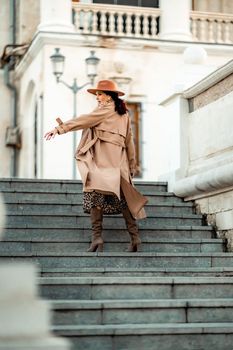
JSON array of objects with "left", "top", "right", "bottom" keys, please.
[
  {"left": 159, "top": 0, "right": 192, "bottom": 41},
  {"left": 37, "top": 0, "right": 74, "bottom": 32}
]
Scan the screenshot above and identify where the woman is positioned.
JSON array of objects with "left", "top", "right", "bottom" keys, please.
[{"left": 44, "top": 80, "right": 147, "bottom": 253}]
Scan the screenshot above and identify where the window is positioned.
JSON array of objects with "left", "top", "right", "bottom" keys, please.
[{"left": 93, "top": 0, "right": 159, "bottom": 7}]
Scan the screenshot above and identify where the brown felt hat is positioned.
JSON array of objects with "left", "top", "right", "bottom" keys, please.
[{"left": 87, "top": 79, "right": 124, "bottom": 96}]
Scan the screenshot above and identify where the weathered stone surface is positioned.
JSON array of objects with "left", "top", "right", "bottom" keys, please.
[{"left": 191, "top": 73, "right": 233, "bottom": 111}]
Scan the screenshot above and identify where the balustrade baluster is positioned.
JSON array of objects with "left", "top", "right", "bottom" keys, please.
[
  {"left": 143, "top": 15, "right": 149, "bottom": 37},
  {"left": 126, "top": 13, "right": 132, "bottom": 36},
  {"left": 191, "top": 18, "right": 198, "bottom": 41},
  {"left": 224, "top": 20, "right": 232, "bottom": 43},
  {"left": 216, "top": 19, "right": 223, "bottom": 43},
  {"left": 108, "top": 12, "right": 115, "bottom": 35},
  {"left": 134, "top": 14, "right": 140, "bottom": 36},
  {"left": 117, "top": 12, "right": 124, "bottom": 36},
  {"left": 83, "top": 10, "right": 90, "bottom": 34},
  {"left": 208, "top": 19, "right": 215, "bottom": 42},
  {"left": 101, "top": 11, "right": 107, "bottom": 35},
  {"left": 200, "top": 18, "right": 206, "bottom": 42},
  {"left": 150, "top": 15, "right": 158, "bottom": 37},
  {"left": 77, "top": 9, "right": 85, "bottom": 32},
  {"left": 91, "top": 10, "right": 98, "bottom": 34},
  {"left": 150, "top": 15, "right": 154, "bottom": 37},
  {"left": 74, "top": 9, "right": 79, "bottom": 31}
]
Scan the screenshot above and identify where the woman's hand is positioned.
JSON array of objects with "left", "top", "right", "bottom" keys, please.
[{"left": 44, "top": 128, "right": 58, "bottom": 141}]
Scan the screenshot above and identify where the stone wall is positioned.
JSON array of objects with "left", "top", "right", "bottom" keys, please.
[
  {"left": 190, "top": 73, "right": 233, "bottom": 111},
  {"left": 195, "top": 190, "right": 233, "bottom": 251},
  {"left": 16, "top": 0, "right": 40, "bottom": 44},
  {"left": 168, "top": 59, "right": 233, "bottom": 251}
]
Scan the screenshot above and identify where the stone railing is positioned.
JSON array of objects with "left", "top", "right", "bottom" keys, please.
[
  {"left": 190, "top": 11, "right": 233, "bottom": 44},
  {"left": 72, "top": 3, "right": 233, "bottom": 44},
  {"left": 72, "top": 3, "right": 160, "bottom": 39}
]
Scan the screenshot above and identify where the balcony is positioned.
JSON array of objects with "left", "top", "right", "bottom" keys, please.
[
  {"left": 190, "top": 11, "right": 233, "bottom": 44},
  {"left": 72, "top": 3, "right": 160, "bottom": 39},
  {"left": 72, "top": 3, "right": 233, "bottom": 44}
]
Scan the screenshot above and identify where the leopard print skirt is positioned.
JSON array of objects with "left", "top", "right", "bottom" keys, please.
[{"left": 83, "top": 191, "right": 127, "bottom": 215}]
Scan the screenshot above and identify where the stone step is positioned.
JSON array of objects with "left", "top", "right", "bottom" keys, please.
[
  {"left": 41, "top": 267, "right": 233, "bottom": 277},
  {"left": 0, "top": 239, "right": 224, "bottom": 253},
  {"left": 2, "top": 192, "right": 184, "bottom": 205},
  {"left": 51, "top": 298, "right": 233, "bottom": 326},
  {"left": 5, "top": 202, "right": 195, "bottom": 216},
  {"left": 51, "top": 323, "right": 233, "bottom": 350},
  {"left": 5, "top": 213, "right": 203, "bottom": 228},
  {"left": 39, "top": 276, "right": 233, "bottom": 300},
  {"left": 2, "top": 252, "right": 232, "bottom": 269},
  {"left": 0, "top": 179, "right": 168, "bottom": 194},
  {"left": 3, "top": 226, "right": 214, "bottom": 241}
]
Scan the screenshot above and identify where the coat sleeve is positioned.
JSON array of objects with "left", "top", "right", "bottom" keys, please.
[
  {"left": 55, "top": 106, "right": 110, "bottom": 134},
  {"left": 125, "top": 115, "right": 137, "bottom": 176}
]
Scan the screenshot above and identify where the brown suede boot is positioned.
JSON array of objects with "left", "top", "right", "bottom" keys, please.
[
  {"left": 87, "top": 207, "right": 104, "bottom": 252},
  {"left": 122, "top": 207, "right": 141, "bottom": 252}
]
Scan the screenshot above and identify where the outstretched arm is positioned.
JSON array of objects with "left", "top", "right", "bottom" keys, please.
[{"left": 44, "top": 105, "right": 111, "bottom": 141}]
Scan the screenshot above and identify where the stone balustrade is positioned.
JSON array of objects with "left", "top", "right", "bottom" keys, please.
[
  {"left": 72, "top": 3, "right": 160, "bottom": 39},
  {"left": 73, "top": 3, "right": 233, "bottom": 44},
  {"left": 190, "top": 10, "right": 233, "bottom": 44}
]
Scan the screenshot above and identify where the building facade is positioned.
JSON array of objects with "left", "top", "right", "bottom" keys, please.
[{"left": 1, "top": 0, "right": 233, "bottom": 181}]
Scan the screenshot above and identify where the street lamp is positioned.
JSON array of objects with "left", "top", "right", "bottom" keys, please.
[
  {"left": 50, "top": 48, "right": 100, "bottom": 118},
  {"left": 50, "top": 48, "right": 65, "bottom": 82},
  {"left": 50, "top": 48, "right": 100, "bottom": 178}
]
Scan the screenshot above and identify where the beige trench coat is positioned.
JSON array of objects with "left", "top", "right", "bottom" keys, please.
[{"left": 55, "top": 102, "right": 148, "bottom": 219}]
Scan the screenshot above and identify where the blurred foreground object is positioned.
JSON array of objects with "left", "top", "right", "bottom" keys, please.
[
  {"left": 0, "top": 263, "right": 70, "bottom": 349},
  {"left": 0, "top": 196, "right": 70, "bottom": 349}
]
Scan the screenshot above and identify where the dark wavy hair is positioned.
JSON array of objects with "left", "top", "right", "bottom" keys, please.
[{"left": 105, "top": 91, "right": 128, "bottom": 116}]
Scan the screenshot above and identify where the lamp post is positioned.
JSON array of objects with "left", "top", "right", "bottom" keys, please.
[{"left": 50, "top": 48, "right": 100, "bottom": 178}]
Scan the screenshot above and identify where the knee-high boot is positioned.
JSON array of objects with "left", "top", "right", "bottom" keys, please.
[
  {"left": 87, "top": 207, "right": 104, "bottom": 252},
  {"left": 122, "top": 206, "right": 141, "bottom": 252}
]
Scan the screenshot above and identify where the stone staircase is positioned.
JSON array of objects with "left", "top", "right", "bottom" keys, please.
[{"left": 1, "top": 178, "right": 233, "bottom": 350}]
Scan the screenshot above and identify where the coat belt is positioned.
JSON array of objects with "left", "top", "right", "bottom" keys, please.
[{"left": 78, "top": 131, "right": 125, "bottom": 155}]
